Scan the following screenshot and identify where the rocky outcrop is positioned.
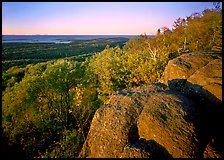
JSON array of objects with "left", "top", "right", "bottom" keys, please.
[
  {"left": 79, "top": 52, "right": 223, "bottom": 158},
  {"left": 159, "top": 52, "right": 223, "bottom": 158},
  {"left": 159, "top": 52, "right": 222, "bottom": 105},
  {"left": 79, "top": 83, "right": 199, "bottom": 158}
]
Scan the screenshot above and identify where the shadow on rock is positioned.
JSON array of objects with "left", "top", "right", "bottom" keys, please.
[
  {"left": 127, "top": 124, "right": 173, "bottom": 158},
  {"left": 168, "top": 79, "right": 224, "bottom": 158}
]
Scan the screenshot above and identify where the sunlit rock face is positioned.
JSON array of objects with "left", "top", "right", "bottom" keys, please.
[{"left": 79, "top": 83, "right": 198, "bottom": 158}]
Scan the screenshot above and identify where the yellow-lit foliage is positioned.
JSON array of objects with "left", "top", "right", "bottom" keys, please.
[{"left": 89, "top": 36, "right": 170, "bottom": 96}]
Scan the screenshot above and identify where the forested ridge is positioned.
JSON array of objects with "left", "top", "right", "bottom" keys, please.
[{"left": 2, "top": 6, "right": 222, "bottom": 158}]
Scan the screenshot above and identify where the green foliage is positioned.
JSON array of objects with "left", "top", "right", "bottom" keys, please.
[
  {"left": 89, "top": 36, "right": 170, "bottom": 96},
  {"left": 2, "top": 59, "right": 101, "bottom": 158},
  {"left": 39, "top": 129, "right": 84, "bottom": 158},
  {"left": 171, "top": 8, "right": 222, "bottom": 52},
  {"left": 2, "top": 38, "right": 128, "bottom": 71},
  {"left": 2, "top": 66, "right": 26, "bottom": 92}
]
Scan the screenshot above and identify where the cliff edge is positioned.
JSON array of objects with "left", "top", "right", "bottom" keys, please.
[{"left": 79, "top": 52, "right": 223, "bottom": 158}]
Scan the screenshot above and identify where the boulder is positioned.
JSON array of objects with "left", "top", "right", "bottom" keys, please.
[
  {"left": 159, "top": 52, "right": 223, "bottom": 158},
  {"left": 79, "top": 90, "right": 144, "bottom": 158},
  {"left": 159, "top": 52, "right": 222, "bottom": 105},
  {"left": 79, "top": 83, "right": 199, "bottom": 158},
  {"left": 137, "top": 86, "right": 198, "bottom": 158},
  {"left": 185, "top": 58, "right": 222, "bottom": 104},
  {"left": 159, "top": 52, "right": 221, "bottom": 86}
]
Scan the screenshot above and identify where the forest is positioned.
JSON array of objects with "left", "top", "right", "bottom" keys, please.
[
  {"left": 2, "top": 37, "right": 128, "bottom": 71},
  {"left": 2, "top": 6, "right": 222, "bottom": 158}
]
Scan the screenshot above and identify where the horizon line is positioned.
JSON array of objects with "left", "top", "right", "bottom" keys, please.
[{"left": 2, "top": 34, "right": 155, "bottom": 36}]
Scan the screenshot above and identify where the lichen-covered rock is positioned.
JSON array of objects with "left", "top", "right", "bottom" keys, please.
[
  {"left": 79, "top": 90, "right": 144, "bottom": 158},
  {"left": 79, "top": 83, "right": 199, "bottom": 158},
  {"left": 137, "top": 85, "right": 198, "bottom": 158}
]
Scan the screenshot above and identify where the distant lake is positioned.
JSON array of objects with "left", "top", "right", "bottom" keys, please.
[{"left": 2, "top": 35, "right": 144, "bottom": 44}]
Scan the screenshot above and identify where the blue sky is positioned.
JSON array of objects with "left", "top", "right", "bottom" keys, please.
[{"left": 2, "top": 2, "right": 218, "bottom": 35}]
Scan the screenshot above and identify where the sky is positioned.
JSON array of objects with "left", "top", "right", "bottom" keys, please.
[{"left": 2, "top": 2, "right": 218, "bottom": 35}]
